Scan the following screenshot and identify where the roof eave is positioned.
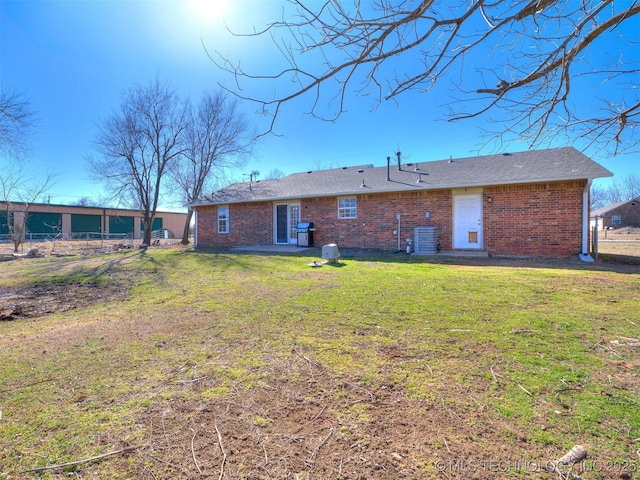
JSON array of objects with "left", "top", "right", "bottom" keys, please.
[{"left": 191, "top": 173, "right": 610, "bottom": 207}]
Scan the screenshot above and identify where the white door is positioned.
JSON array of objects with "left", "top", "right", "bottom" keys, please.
[
  {"left": 274, "top": 203, "right": 300, "bottom": 244},
  {"left": 288, "top": 204, "right": 300, "bottom": 244},
  {"left": 453, "top": 194, "right": 483, "bottom": 249}
]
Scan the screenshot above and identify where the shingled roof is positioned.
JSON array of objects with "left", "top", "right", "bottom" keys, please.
[
  {"left": 591, "top": 197, "right": 640, "bottom": 217},
  {"left": 192, "top": 147, "right": 612, "bottom": 206}
]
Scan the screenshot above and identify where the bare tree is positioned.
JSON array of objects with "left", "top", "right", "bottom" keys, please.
[
  {"left": 591, "top": 172, "right": 640, "bottom": 210},
  {"left": 0, "top": 86, "right": 37, "bottom": 161},
  {"left": 1, "top": 87, "right": 58, "bottom": 252},
  {"left": 619, "top": 173, "right": 640, "bottom": 200},
  {"left": 170, "top": 92, "right": 252, "bottom": 244},
  {"left": 602, "top": 173, "right": 640, "bottom": 204},
  {"left": 215, "top": 1, "right": 640, "bottom": 155},
  {"left": 265, "top": 168, "right": 286, "bottom": 179},
  {"left": 0, "top": 163, "right": 58, "bottom": 252},
  {"left": 74, "top": 197, "right": 99, "bottom": 207},
  {"left": 88, "top": 78, "right": 187, "bottom": 246},
  {"left": 590, "top": 183, "right": 608, "bottom": 211}
]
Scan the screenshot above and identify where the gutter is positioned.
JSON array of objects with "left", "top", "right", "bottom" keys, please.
[
  {"left": 194, "top": 209, "right": 198, "bottom": 247},
  {"left": 578, "top": 178, "right": 594, "bottom": 262}
]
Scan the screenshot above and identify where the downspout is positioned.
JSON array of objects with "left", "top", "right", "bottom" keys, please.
[
  {"left": 193, "top": 208, "right": 198, "bottom": 247},
  {"left": 578, "top": 178, "right": 594, "bottom": 262}
]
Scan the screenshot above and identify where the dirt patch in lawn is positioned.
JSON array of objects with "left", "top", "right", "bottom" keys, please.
[
  {"left": 118, "top": 349, "right": 557, "bottom": 480},
  {"left": 0, "top": 279, "right": 130, "bottom": 321}
]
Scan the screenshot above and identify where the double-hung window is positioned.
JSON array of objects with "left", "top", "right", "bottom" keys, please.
[
  {"left": 338, "top": 197, "right": 357, "bottom": 219},
  {"left": 218, "top": 205, "right": 229, "bottom": 233},
  {"left": 611, "top": 215, "right": 621, "bottom": 225}
]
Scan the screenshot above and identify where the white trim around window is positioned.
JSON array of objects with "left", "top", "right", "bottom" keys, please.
[
  {"left": 218, "top": 205, "right": 229, "bottom": 233},
  {"left": 338, "top": 197, "right": 357, "bottom": 219}
]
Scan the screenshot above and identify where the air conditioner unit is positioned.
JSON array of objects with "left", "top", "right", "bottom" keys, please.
[{"left": 414, "top": 227, "right": 437, "bottom": 254}]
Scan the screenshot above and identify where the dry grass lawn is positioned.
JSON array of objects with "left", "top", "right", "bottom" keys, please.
[{"left": 0, "top": 239, "right": 638, "bottom": 480}]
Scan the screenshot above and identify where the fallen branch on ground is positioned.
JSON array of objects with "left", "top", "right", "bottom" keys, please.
[
  {"left": 21, "top": 446, "right": 141, "bottom": 473},
  {"left": 306, "top": 426, "right": 334, "bottom": 467},
  {"left": 191, "top": 428, "right": 202, "bottom": 474},
  {"left": 214, "top": 421, "right": 226, "bottom": 480},
  {"left": 518, "top": 384, "right": 533, "bottom": 396},
  {"left": 0, "top": 377, "right": 56, "bottom": 395}
]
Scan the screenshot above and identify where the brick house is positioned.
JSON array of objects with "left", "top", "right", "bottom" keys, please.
[
  {"left": 591, "top": 197, "right": 640, "bottom": 230},
  {"left": 190, "top": 147, "right": 612, "bottom": 259}
]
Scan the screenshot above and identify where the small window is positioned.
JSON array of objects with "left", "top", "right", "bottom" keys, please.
[
  {"left": 611, "top": 215, "right": 621, "bottom": 225},
  {"left": 338, "top": 197, "right": 357, "bottom": 219},
  {"left": 218, "top": 205, "right": 229, "bottom": 233}
]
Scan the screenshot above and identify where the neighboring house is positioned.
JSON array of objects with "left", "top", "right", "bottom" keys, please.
[
  {"left": 591, "top": 197, "right": 640, "bottom": 230},
  {"left": 190, "top": 147, "right": 612, "bottom": 259},
  {"left": 0, "top": 201, "right": 187, "bottom": 241}
]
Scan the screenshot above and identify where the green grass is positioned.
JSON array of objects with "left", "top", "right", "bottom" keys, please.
[{"left": 1, "top": 248, "right": 639, "bottom": 478}]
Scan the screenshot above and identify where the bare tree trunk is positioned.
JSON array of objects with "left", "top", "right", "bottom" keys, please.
[
  {"left": 181, "top": 209, "right": 193, "bottom": 244},
  {"left": 142, "top": 217, "right": 153, "bottom": 246}
]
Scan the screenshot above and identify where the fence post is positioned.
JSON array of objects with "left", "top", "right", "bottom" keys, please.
[{"left": 591, "top": 215, "right": 599, "bottom": 260}]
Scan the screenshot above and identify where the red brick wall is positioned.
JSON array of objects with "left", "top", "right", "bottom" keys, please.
[
  {"left": 195, "top": 202, "right": 273, "bottom": 248},
  {"left": 300, "top": 190, "right": 452, "bottom": 251},
  {"left": 483, "top": 181, "right": 586, "bottom": 257},
  {"left": 599, "top": 199, "right": 640, "bottom": 229},
  {"left": 195, "top": 180, "right": 588, "bottom": 257}
]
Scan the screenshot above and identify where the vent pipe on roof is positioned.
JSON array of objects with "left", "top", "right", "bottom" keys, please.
[
  {"left": 396, "top": 151, "right": 402, "bottom": 171},
  {"left": 386, "top": 156, "right": 391, "bottom": 182},
  {"left": 360, "top": 178, "right": 367, "bottom": 188}
]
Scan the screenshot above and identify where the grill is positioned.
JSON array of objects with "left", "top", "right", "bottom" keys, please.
[{"left": 296, "top": 222, "right": 315, "bottom": 247}]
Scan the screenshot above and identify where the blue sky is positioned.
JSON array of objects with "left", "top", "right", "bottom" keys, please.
[{"left": 1, "top": 0, "right": 636, "bottom": 210}]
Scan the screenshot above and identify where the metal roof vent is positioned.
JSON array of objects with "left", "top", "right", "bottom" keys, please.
[
  {"left": 416, "top": 173, "right": 425, "bottom": 183},
  {"left": 360, "top": 178, "right": 367, "bottom": 188}
]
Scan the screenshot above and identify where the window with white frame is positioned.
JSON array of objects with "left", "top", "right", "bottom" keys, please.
[
  {"left": 218, "top": 205, "right": 229, "bottom": 233},
  {"left": 338, "top": 197, "right": 357, "bottom": 219},
  {"left": 611, "top": 215, "right": 621, "bottom": 225}
]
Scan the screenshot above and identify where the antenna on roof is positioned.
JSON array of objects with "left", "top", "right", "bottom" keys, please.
[
  {"left": 396, "top": 151, "right": 402, "bottom": 171},
  {"left": 243, "top": 170, "right": 260, "bottom": 190},
  {"left": 386, "top": 156, "right": 391, "bottom": 182},
  {"left": 243, "top": 170, "right": 260, "bottom": 182}
]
